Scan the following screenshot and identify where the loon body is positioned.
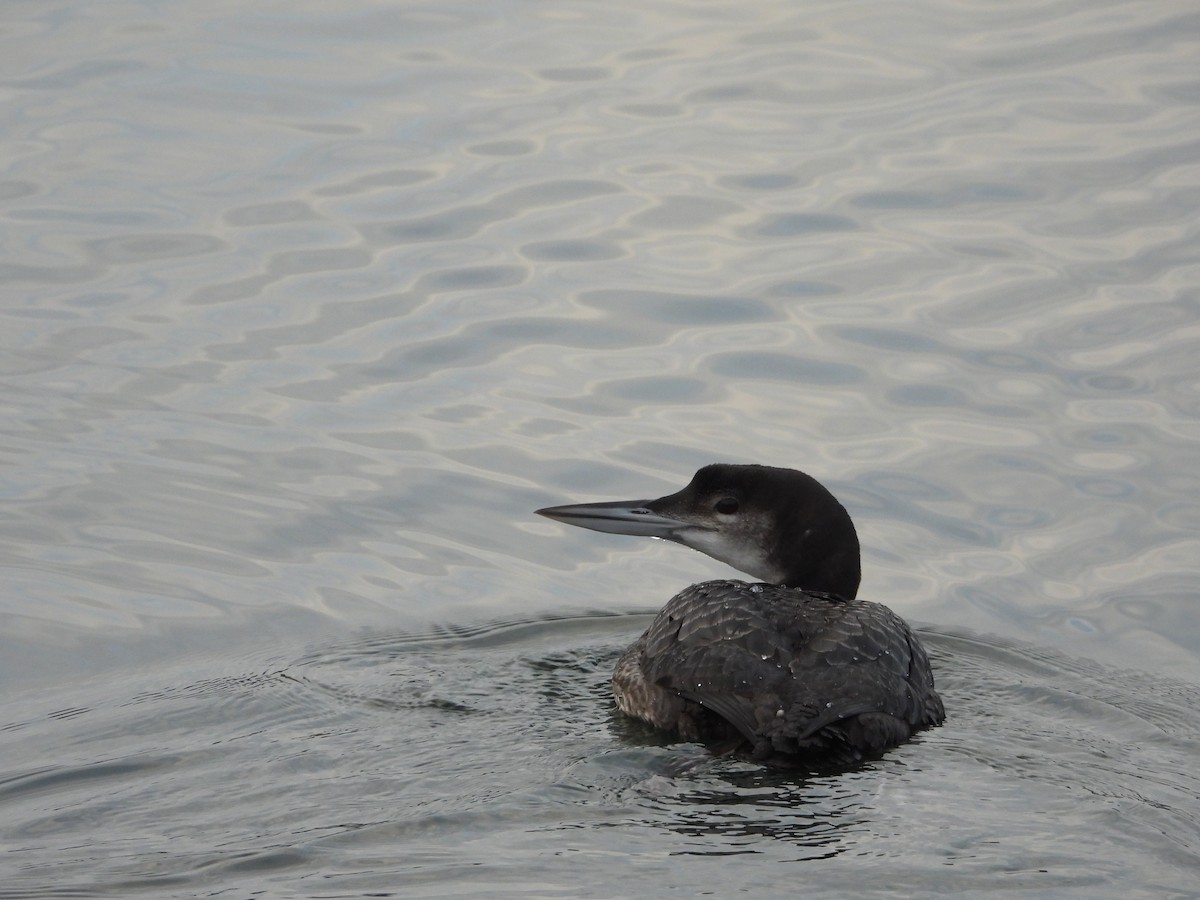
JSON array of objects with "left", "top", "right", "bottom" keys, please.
[{"left": 537, "top": 463, "right": 944, "bottom": 764}]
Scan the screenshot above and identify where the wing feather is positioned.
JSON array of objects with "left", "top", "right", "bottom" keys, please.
[{"left": 634, "top": 580, "right": 943, "bottom": 756}]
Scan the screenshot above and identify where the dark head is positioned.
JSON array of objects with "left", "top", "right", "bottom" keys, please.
[{"left": 536, "top": 463, "right": 861, "bottom": 599}]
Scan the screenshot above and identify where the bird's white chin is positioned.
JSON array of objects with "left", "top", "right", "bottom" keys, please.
[{"left": 675, "top": 528, "right": 786, "bottom": 585}]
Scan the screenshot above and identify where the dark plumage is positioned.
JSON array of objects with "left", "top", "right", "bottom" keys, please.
[{"left": 538, "top": 463, "right": 945, "bottom": 765}]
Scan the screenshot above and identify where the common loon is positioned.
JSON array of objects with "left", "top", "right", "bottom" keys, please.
[{"left": 537, "top": 463, "right": 945, "bottom": 764}]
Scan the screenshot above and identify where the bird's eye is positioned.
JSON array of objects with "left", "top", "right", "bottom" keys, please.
[{"left": 714, "top": 497, "right": 739, "bottom": 515}]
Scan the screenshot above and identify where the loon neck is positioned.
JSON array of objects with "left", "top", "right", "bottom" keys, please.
[
  {"left": 769, "top": 492, "right": 861, "bottom": 599},
  {"left": 776, "top": 546, "right": 860, "bottom": 598}
]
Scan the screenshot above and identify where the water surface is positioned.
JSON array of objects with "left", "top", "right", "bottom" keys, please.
[{"left": 2, "top": 0, "right": 1198, "bottom": 895}]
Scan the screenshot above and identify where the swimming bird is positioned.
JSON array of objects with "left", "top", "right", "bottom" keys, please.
[{"left": 536, "top": 463, "right": 944, "bottom": 765}]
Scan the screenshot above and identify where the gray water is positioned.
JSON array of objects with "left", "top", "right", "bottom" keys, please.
[{"left": 2, "top": 0, "right": 1199, "bottom": 896}]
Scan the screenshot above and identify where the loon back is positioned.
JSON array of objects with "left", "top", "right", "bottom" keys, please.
[{"left": 614, "top": 580, "right": 944, "bottom": 763}]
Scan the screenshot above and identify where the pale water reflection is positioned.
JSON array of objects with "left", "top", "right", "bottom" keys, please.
[{"left": 2, "top": 0, "right": 1198, "bottom": 895}]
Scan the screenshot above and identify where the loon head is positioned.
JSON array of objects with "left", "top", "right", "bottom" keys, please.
[{"left": 536, "top": 463, "right": 861, "bottom": 599}]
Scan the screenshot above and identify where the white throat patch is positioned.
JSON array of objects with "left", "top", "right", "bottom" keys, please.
[{"left": 675, "top": 527, "right": 787, "bottom": 585}]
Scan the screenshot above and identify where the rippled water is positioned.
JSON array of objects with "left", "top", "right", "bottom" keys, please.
[{"left": 2, "top": 0, "right": 1199, "bottom": 895}]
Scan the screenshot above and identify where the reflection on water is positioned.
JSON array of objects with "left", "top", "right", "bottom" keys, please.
[{"left": 2, "top": 0, "right": 1199, "bottom": 894}]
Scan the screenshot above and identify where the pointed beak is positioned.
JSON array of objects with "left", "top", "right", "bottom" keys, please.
[{"left": 535, "top": 499, "right": 691, "bottom": 539}]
